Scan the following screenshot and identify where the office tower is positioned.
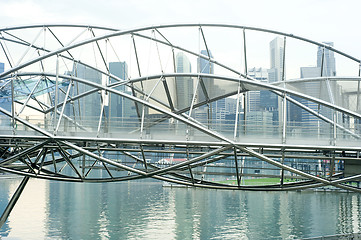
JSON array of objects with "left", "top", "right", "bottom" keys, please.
[
  {"left": 246, "top": 67, "right": 274, "bottom": 133},
  {"left": 299, "top": 66, "right": 321, "bottom": 123},
  {"left": 0, "top": 62, "right": 11, "bottom": 115},
  {"left": 109, "top": 62, "right": 128, "bottom": 89},
  {"left": 291, "top": 41, "right": 336, "bottom": 131},
  {"left": 225, "top": 97, "right": 237, "bottom": 114},
  {"left": 247, "top": 67, "right": 268, "bottom": 112},
  {"left": 297, "top": 66, "right": 336, "bottom": 136},
  {"left": 268, "top": 37, "right": 285, "bottom": 126},
  {"left": 195, "top": 50, "right": 215, "bottom": 124},
  {"left": 211, "top": 97, "right": 226, "bottom": 120},
  {"left": 317, "top": 42, "right": 336, "bottom": 77},
  {"left": 175, "top": 52, "right": 193, "bottom": 110},
  {"left": 197, "top": 49, "right": 214, "bottom": 102},
  {"left": 299, "top": 67, "right": 322, "bottom": 129},
  {"left": 223, "top": 97, "right": 240, "bottom": 131},
  {"left": 269, "top": 37, "right": 285, "bottom": 83},
  {"left": 72, "top": 63, "right": 102, "bottom": 122},
  {"left": 109, "top": 61, "right": 128, "bottom": 118},
  {"left": 247, "top": 67, "right": 277, "bottom": 118},
  {"left": 108, "top": 61, "right": 139, "bottom": 129}
]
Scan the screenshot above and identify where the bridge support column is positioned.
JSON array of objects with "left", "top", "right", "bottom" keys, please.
[{"left": 0, "top": 176, "right": 30, "bottom": 228}]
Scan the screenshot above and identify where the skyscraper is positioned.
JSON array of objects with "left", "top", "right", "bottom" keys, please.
[
  {"left": 195, "top": 50, "right": 215, "bottom": 124},
  {"left": 108, "top": 61, "right": 136, "bottom": 127},
  {"left": 109, "top": 61, "right": 128, "bottom": 119},
  {"left": 269, "top": 37, "right": 285, "bottom": 83},
  {"left": 296, "top": 66, "right": 334, "bottom": 136},
  {"left": 247, "top": 67, "right": 268, "bottom": 112},
  {"left": 175, "top": 52, "right": 193, "bottom": 110},
  {"left": 317, "top": 42, "right": 336, "bottom": 77},
  {"left": 72, "top": 63, "right": 102, "bottom": 122},
  {"left": 268, "top": 37, "right": 285, "bottom": 126},
  {"left": 246, "top": 67, "right": 275, "bottom": 134},
  {"left": 197, "top": 50, "right": 214, "bottom": 102},
  {"left": 109, "top": 62, "right": 128, "bottom": 90},
  {"left": 289, "top": 41, "right": 336, "bottom": 133},
  {"left": 299, "top": 66, "right": 322, "bottom": 123},
  {"left": 0, "top": 62, "right": 10, "bottom": 115}
]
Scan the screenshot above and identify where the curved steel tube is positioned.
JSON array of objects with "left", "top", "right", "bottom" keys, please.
[{"left": 0, "top": 23, "right": 360, "bottom": 192}]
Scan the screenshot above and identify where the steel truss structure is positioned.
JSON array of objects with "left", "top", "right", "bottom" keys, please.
[{"left": 0, "top": 23, "right": 361, "bottom": 226}]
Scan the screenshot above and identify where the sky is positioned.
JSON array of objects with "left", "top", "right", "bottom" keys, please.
[
  {"left": 0, "top": 0, "right": 360, "bottom": 76},
  {"left": 0, "top": 0, "right": 360, "bottom": 53}
]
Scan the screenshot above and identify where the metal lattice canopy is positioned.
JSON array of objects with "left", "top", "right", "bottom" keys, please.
[{"left": 0, "top": 24, "right": 361, "bottom": 193}]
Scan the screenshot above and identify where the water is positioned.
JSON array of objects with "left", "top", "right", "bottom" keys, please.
[{"left": 0, "top": 177, "right": 360, "bottom": 239}]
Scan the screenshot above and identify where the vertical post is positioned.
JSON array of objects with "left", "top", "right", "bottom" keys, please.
[
  {"left": 73, "top": 63, "right": 82, "bottom": 122},
  {"left": 280, "top": 37, "right": 287, "bottom": 184},
  {"left": 0, "top": 176, "right": 30, "bottom": 228},
  {"left": 320, "top": 47, "right": 325, "bottom": 77},
  {"left": 282, "top": 37, "right": 286, "bottom": 82},
  {"left": 97, "top": 92, "right": 105, "bottom": 137},
  {"left": 172, "top": 47, "right": 177, "bottom": 111},
  {"left": 172, "top": 48, "right": 176, "bottom": 73},
  {"left": 207, "top": 103, "right": 212, "bottom": 129},
  {"left": 11, "top": 75, "right": 15, "bottom": 134},
  {"left": 54, "top": 54, "right": 59, "bottom": 132},
  {"left": 330, "top": 151, "right": 335, "bottom": 179},
  {"left": 234, "top": 82, "right": 241, "bottom": 140},
  {"left": 282, "top": 95, "right": 287, "bottom": 144},
  {"left": 356, "top": 63, "right": 361, "bottom": 134},
  {"left": 357, "top": 78, "right": 360, "bottom": 112},
  {"left": 243, "top": 29, "right": 248, "bottom": 76},
  {"left": 281, "top": 36, "right": 287, "bottom": 144},
  {"left": 332, "top": 109, "right": 337, "bottom": 145},
  {"left": 243, "top": 29, "right": 248, "bottom": 135},
  {"left": 140, "top": 102, "right": 146, "bottom": 138},
  {"left": 317, "top": 48, "right": 325, "bottom": 137},
  {"left": 243, "top": 93, "right": 247, "bottom": 135}
]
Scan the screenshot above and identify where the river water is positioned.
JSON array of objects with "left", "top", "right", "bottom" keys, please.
[{"left": 0, "top": 177, "right": 360, "bottom": 239}]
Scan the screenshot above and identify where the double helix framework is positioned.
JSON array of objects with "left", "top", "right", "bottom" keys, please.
[{"left": 0, "top": 24, "right": 361, "bottom": 210}]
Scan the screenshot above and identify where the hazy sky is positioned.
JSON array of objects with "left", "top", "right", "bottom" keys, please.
[{"left": 0, "top": 0, "right": 360, "bottom": 63}]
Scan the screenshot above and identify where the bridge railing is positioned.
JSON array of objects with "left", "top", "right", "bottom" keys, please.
[{"left": 1, "top": 115, "right": 360, "bottom": 146}]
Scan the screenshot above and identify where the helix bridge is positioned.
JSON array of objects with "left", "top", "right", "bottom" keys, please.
[{"left": 0, "top": 23, "right": 361, "bottom": 225}]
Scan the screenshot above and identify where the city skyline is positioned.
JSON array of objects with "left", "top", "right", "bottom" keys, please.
[
  {"left": 0, "top": 0, "right": 360, "bottom": 77},
  {"left": 0, "top": 35, "right": 341, "bottom": 124},
  {"left": 1, "top": 4, "right": 361, "bottom": 239}
]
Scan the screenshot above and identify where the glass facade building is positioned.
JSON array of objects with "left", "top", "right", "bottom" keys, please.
[
  {"left": 108, "top": 61, "right": 137, "bottom": 129},
  {"left": 197, "top": 50, "right": 214, "bottom": 102},
  {"left": 175, "top": 52, "right": 193, "bottom": 110},
  {"left": 317, "top": 42, "right": 336, "bottom": 77}
]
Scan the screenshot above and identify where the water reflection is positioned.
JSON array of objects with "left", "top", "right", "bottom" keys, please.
[
  {"left": 0, "top": 176, "right": 361, "bottom": 239},
  {"left": 0, "top": 178, "right": 13, "bottom": 238}
]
